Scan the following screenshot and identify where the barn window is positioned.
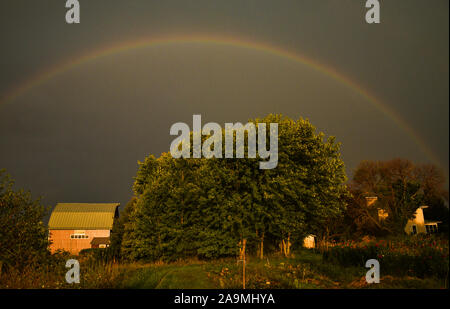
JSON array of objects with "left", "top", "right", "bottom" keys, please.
[{"left": 70, "top": 233, "right": 89, "bottom": 239}]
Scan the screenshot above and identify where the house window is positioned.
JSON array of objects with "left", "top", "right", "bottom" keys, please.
[
  {"left": 411, "top": 225, "right": 417, "bottom": 234},
  {"left": 426, "top": 225, "right": 438, "bottom": 234},
  {"left": 70, "top": 234, "right": 89, "bottom": 239}
]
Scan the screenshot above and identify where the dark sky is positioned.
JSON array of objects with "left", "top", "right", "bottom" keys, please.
[{"left": 0, "top": 0, "right": 448, "bottom": 209}]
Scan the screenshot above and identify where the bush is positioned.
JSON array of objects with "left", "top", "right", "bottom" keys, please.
[
  {"left": 79, "top": 247, "right": 117, "bottom": 263},
  {"left": 0, "top": 251, "right": 70, "bottom": 289},
  {"left": 323, "top": 235, "right": 449, "bottom": 278},
  {"left": 0, "top": 170, "right": 51, "bottom": 270}
]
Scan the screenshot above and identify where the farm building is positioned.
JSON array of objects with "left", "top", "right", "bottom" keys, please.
[
  {"left": 372, "top": 198, "right": 441, "bottom": 235},
  {"left": 404, "top": 206, "right": 441, "bottom": 235},
  {"left": 48, "top": 203, "right": 119, "bottom": 254}
]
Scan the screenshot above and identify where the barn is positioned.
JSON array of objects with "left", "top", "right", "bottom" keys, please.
[{"left": 48, "top": 203, "right": 119, "bottom": 254}]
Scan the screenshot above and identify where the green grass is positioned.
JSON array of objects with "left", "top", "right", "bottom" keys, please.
[
  {"left": 113, "top": 249, "right": 447, "bottom": 289},
  {"left": 3, "top": 248, "right": 444, "bottom": 289},
  {"left": 118, "top": 263, "right": 216, "bottom": 289}
]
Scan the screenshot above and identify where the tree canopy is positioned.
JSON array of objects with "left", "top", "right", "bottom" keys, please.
[{"left": 121, "top": 114, "right": 348, "bottom": 261}]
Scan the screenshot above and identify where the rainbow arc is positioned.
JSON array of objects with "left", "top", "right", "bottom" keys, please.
[{"left": 0, "top": 34, "right": 441, "bottom": 168}]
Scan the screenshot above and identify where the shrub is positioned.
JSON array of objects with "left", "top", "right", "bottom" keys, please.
[
  {"left": 79, "top": 247, "right": 117, "bottom": 263},
  {"left": 323, "top": 235, "right": 449, "bottom": 278}
]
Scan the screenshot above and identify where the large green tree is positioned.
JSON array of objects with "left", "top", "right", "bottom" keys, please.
[{"left": 122, "top": 114, "right": 348, "bottom": 261}]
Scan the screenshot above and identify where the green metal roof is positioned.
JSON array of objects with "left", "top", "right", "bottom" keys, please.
[{"left": 48, "top": 203, "right": 119, "bottom": 230}]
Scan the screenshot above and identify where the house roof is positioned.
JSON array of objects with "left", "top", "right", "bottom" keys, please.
[
  {"left": 48, "top": 203, "right": 119, "bottom": 230},
  {"left": 90, "top": 237, "right": 110, "bottom": 246},
  {"left": 425, "top": 220, "right": 442, "bottom": 225}
]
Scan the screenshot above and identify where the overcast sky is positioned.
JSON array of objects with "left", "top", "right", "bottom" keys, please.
[{"left": 0, "top": 0, "right": 448, "bottom": 208}]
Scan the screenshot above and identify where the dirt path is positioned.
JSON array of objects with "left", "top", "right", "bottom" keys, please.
[{"left": 154, "top": 269, "right": 175, "bottom": 289}]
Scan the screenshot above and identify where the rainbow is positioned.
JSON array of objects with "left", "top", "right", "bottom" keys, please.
[{"left": 0, "top": 34, "right": 441, "bottom": 167}]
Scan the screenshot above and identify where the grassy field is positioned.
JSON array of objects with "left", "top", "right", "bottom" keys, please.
[
  {"left": 109, "top": 249, "right": 446, "bottom": 289},
  {"left": 1, "top": 245, "right": 447, "bottom": 289}
]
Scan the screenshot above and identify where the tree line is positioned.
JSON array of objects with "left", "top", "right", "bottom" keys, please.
[
  {"left": 112, "top": 114, "right": 448, "bottom": 261},
  {"left": 1, "top": 114, "right": 448, "bottom": 269}
]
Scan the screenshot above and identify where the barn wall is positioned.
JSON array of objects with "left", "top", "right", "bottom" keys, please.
[{"left": 49, "top": 229, "right": 110, "bottom": 254}]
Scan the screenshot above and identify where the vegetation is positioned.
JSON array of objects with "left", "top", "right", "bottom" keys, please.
[
  {"left": 2, "top": 245, "right": 447, "bottom": 289},
  {"left": 0, "top": 169, "right": 52, "bottom": 273},
  {"left": 323, "top": 234, "right": 449, "bottom": 279},
  {"left": 120, "top": 114, "right": 348, "bottom": 262},
  {"left": 0, "top": 114, "right": 448, "bottom": 289},
  {"left": 340, "top": 159, "right": 449, "bottom": 237}
]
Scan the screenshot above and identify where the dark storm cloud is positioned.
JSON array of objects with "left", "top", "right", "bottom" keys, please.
[{"left": 0, "top": 0, "right": 448, "bottom": 208}]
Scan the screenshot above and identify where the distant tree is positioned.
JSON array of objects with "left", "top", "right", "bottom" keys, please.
[
  {"left": 423, "top": 195, "right": 449, "bottom": 233},
  {"left": 347, "top": 159, "right": 448, "bottom": 236},
  {"left": 0, "top": 169, "right": 50, "bottom": 270},
  {"left": 414, "top": 163, "right": 448, "bottom": 202},
  {"left": 110, "top": 196, "right": 137, "bottom": 259}
]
